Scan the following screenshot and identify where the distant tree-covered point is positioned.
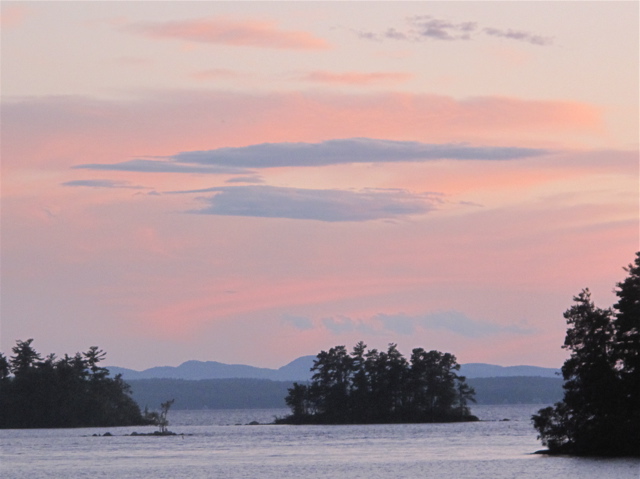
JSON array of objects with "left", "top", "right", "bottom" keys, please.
[
  {"left": 278, "top": 342, "right": 478, "bottom": 425},
  {"left": 0, "top": 340, "right": 151, "bottom": 429}
]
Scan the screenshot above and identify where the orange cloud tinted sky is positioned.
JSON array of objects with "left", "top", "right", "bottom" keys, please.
[{"left": 1, "top": 1, "right": 637, "bottom": 370}]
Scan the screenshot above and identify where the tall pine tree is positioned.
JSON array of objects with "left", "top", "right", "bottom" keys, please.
[
  {"left": 612, "top": 252, "right": 640, "bottom": 452},
  {"left": 533, "top": 253, "right": 640, "bottom": 456}
]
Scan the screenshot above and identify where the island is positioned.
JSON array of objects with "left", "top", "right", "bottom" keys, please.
[{"left": 277, "top": 342, "right": 478, "bottom": 424}]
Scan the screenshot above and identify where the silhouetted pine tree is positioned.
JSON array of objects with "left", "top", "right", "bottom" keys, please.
[
  {"left": 533, "top": 252, "right": 640, "bottom": 457},
  {"left": 0, "top": 340, "right": 149, "bottom": 428}
]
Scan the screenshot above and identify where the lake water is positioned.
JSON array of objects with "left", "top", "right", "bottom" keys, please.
[{"left": 1, "top": 405, "right": 638, "bottom": 478}]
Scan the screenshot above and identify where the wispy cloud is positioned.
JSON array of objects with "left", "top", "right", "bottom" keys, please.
[
  {"left": 74, "top": 159, "right": 249, "bottom": 175},
  {"left": 283, "top": 314, "right": 315, "bottom": 331},
  {"left": 482, "top": 27, "right": 552, "bottom": 46},
  {"left": 183, "top": 185, "right": 441, "bottom": 222},
  {"left": 225, "top": 175, "right": 265, "bottom": 184},
  {"left": 407, "top": 16, "right": 477, "bottom": 41},
  {"left": 322, "top": 316, "right": 376, "bottom": 335},
  {"left": 285, "top": 310, "right": 534, "bottom": 337},
  {"left": 6, "top": 92, "right": 601, "bottom": 174},
  {"left": 122, "top": 16, "right": 330, "bottom": 50},
  {"left": 61, "top": 179, "right": 148, "bottom": 189},
  {"left": 173, "top": 138, "right": 547, "bottom": 168},
  {"left": 357, "top": 15, "right": 553, "bottom": 46},
  {"left": 302, "top": 71, "right": 413, "bottom": 85},
  {"left": 75, "top": 138, "right": 548, "bottom": 174},
  {"left": 375, "top": 311, "right": 535, "bottom": 337}
]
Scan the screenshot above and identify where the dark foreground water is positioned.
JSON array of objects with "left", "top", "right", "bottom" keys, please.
[{"left": 1, "top": 405, "right": 638, "bottom": 478}]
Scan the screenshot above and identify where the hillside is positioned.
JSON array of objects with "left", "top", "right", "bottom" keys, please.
[
  {"left": 108, "top": 357, "right": 559, "bottom": 382},
  {"left": 114, "top": 357, "right": 562, "bottom": 411},
  {"left": 108, "top": 356, "right": 317, "bottom": 381},
  {"left": 128, "top": 378, "right": 292, "bottom": 410},
  {"left": 127, "top": 376, "right": 564, "bottom": 410},
  {"left": 468, "top": 376, "right": 563, "bottom": 404}
]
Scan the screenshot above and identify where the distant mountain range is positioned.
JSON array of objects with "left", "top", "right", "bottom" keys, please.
[
  {"left": 125, "top": 376, "right": 564, "bottom": 410},
  {"left": 109, "top": 357, "right": 563, "bottom": 410},
  {"left": 107, "top": 357, "right": 560, "bottom": 381}
]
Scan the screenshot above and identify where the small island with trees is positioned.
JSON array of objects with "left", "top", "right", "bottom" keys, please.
[
  {"left": 0, "top": 340, "right": 154, "bottom": 429},
  {"left": 277, "top": 342, "right": 477, "bottom": 424}
]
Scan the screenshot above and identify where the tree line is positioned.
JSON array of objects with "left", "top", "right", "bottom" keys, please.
[
  {"left": 0, "top": 340, "right": 150, "bottom": 428},
  {"left": 532, "top": 252, "right": 640, "bottom": 457},
  {"left": 279, "top": 342, "right": 477, "bottom": 424}
]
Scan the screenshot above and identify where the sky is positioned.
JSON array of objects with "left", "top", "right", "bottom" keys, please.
[{"left": 1, "top": 1, "right": 638, "bottom": 371}]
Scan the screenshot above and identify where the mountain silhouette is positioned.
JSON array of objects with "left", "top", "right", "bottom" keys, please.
[{"left": 107, "top": 357, "right": 559, "bottom": 381}]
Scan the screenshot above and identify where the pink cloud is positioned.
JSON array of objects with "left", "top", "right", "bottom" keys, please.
[
  {"left": 3, "top": 139, "right": 635, "bottom": 368},
  {"left": 303, "top": 71, "right": 413, "bottom": 85},
  {"left": 462, "top": 96, "right": 602, "bottom": 132},
  {"left": 123, "top": 185, "right": 637, "bottom": 345},
  {"left": 1, "top": 91, "right": 606, "bottom": 178},
  {"left": 137, "top": 274, "right": 417, "bottom": 338},
  {"left": 390, "top": 149, "right": 637, "bottom": 198},
  {"left": 0, "top": 5, "right": 31, "bottom": 28},
  {"left": 124, "top": 17, "right": 330, "bottom": 50}
]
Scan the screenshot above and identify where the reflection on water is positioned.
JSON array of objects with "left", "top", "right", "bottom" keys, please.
[
  {"left": 1, "top": 405, "right": 638, "bottom": 479},
  {"left": 165, "top": 403, "right": 550, "bottom": 425}
]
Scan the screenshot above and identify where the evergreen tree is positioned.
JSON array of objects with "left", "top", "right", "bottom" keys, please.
[
  {"left": 349, "top": 341, "right": 371, "bottom": 421},
  {"left": 612, "top": 252, "right": 640, "bottom": 444},
  {"left": 0, "top": 340, "right": 150, "bottom": 429},
  {"left": 284, "top": 383, "right": 312, "bottom": 420},
  {"left": 309, "top": 345, "right": 352, "bottom": 422},
  {"left": 281, "top": 342, "right": 476, "bottom": 424},
  {"left": 10, "top": 339, "right": 42, "bottom": 375},
  {"left": 532, "top": 253, "right": 640, "bottom": 456}
]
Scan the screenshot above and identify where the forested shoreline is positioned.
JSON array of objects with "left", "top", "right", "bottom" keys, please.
[
  {"left": 0, "top": 340, "right": 151, "bottom": 429},
  {"left": 0, "top": 339, "right": 563, "bottom": 428}
]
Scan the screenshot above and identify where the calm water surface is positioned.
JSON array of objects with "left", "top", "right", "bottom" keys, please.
[{"left": 1, "top": 405, "right": 638, "bottom": 478}]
